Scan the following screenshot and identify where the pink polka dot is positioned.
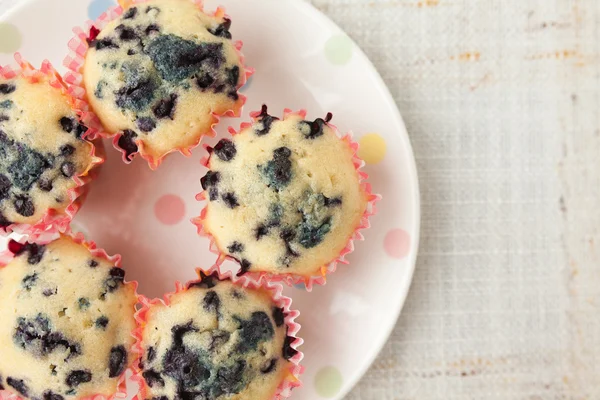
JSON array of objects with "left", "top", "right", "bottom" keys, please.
[
  {"left": 154, "top": 194, "right": 186, "bottom": 225},
  {"left": 384, "top": 229, "right": 411, "bottom": 259}
]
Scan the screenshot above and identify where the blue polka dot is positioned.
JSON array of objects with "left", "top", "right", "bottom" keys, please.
[
  {"left": 294, "top": 283, "right": 306, "bottom": 290},
  {"left": 240, "top": 75, "right": 253, "bottom": 92},
  {"left": 88, "top": 0, "right": 117, "bottom": 20}
]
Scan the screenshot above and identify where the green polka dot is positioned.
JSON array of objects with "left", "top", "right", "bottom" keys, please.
[
  {"left": 324, "top": 34, "right": 354, "bottom": 65},
  {"left": 315, "top": 366, "right": 343, "bottom": 398},
  {"left": 0, "top": 23, "right": 22, "bottom": 54}
]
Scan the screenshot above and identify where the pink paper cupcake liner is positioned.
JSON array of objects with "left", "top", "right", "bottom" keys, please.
[
  {"left": 0, "top": 228, "right": 139, "bottom": 400},
  {"left": 132, "top": 265, "right": 304, "bottom": 400},
  {"left": 0, "top": 54, "right": 105, "bottom": 240},
  {"left": 63, "top": 0, "right": 254, "bottom": 170},
  {"left": 192, "top": 107, "right": 381, "bottom": 291}
]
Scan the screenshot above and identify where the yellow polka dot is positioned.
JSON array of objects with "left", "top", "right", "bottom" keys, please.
[{"left": 358, "top": 133, "right": 387, "bottom": 164}]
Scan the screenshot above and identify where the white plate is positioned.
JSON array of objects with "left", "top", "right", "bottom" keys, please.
[{"left": 0, "top": 0, "right": 420, "bottom": 398}]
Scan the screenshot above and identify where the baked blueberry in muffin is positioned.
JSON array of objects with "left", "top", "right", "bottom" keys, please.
[
  {"left": 0, "top": 75, "right": 96, "bottom": 233},
  {"left": 82, "top": 0, "right": 248, "bottom": 167},
  {"left": 0, "top": 236, "right": 137, "bottom": 400},
  {"left": 197, "top": 107, "right": 369, "bottom": 278},
  {"left": 138, "top": 272, "right": 299, "bottom": 400}
]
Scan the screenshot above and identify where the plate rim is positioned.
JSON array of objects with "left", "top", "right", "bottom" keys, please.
[{"left": 0, "top": 0, "right": 421, "bottom": 398}]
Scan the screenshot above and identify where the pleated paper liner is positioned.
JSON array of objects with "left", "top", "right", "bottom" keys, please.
[
  {"left": 63, "top": 0, "right": 254, "bottom": 170},
  {"left": 132, "top": 265, "right": 304, "bottom": 400},
  {"left": 0, "top": 54, "right": 105, "bottom": 240},
  {"left": 193, "top": 107, "right": 381, "bottom": 291},
  {"left": 0, "top": 229, "right": 138, "bottom": 400}
]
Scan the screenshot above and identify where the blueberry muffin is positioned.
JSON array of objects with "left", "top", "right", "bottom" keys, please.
[
  {"left": 198, "top": 107, "right": 369, "bottom": 278},
  {"left": 138, "top": 272, "right": 299, "bottom": 400},
  {"left": 82, "top": 0, "right": 247, "bottom": 167},
  {"left": 0, "top": 236, "right": 137, "bottom": 400},
  {"left": 0, "top": 76, "right": 96, "bottom": 232}
]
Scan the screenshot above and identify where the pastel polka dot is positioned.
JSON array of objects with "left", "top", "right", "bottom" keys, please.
[
  {"left": 0, "top": 23, "right": 22, "bottom": 54},
  {"left": 358, "top": 133, "right": 387, "bottom": 165},
  {"left": 154, "top": 194, "right": 186, "bottom": 225},
  {"left": 315, "top": 366, "right": 343, "bottom": 398},
  {"left": 88, "top": 0, "right": 117, "bottom": 20},
  {"left": 324, "top": 34, "right": 354, "bottom": 65},
  {"left": 384, "top": 229, "right": 411, "bottom": 259}
]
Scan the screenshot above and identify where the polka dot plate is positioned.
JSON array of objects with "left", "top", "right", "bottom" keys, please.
[{"left": 0, "top": 0, "right": 420, "bottom": 398}]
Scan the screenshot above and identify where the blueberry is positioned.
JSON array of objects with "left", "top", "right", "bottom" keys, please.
[
  {"left": 115, "top": 78, "right": 157, "bottom": 112},
  {"left": 78, "top": 298, "right": 90, "bottom": 310},
  {"left": 214, "top": 139, "right": 236, "bottom": 161},
  {"left": 103, "top": 267, "right": 125, "bottom": 294},
  {"left": 299, "top": 117, "right": 329, "bottom": 139},
  {"left": 0, "top": 173, "right": 10, "bottom": 200},
  {"left": 13, "top": 314, "right": 78, "bottom": 357},
  {"left": 222, "top": 192, "right": 239, "bottom": 209},
  {"left": 43, "top": 288, "right": 57, "bottom": 297},
  {"left": 136, "top": 117, "right": 156, "bottom": 132},
  {"left": 61, "top": 162, "right": 76, "bottom": 178},
  {"left": 203, "top": 291, "right": 220, "bottom": 314},
  {"left": 255, "top": 105, "right": 279, "bottom": 136},
  {"left": 0, "top": 377, "right": 4, "bottom": 390},
  {"left": 187, "top": 271, "right": 219, "bottom": 289},
  {"left": 0, "top": 83, "right": 16, "bottom": 95},
  {"left": 145, "top": 24, "right": 160, "bottom": 35},
  {"left": 255, "top": 224, "right": 269, "bottom": 240},
  {"left": 43, "top": 391, "right": 64, "bottom": 400},
  {"left": 260, "top": 358, "right": 277, "bottom": 374},
  {"left": 38, "top": 177, "right": 53, "bottom": 192},
  {"left": 0, "top": 115, "right": 8, "bottom": 122},
  {"left": 0, "top": 212, "right": 10, "bottom": 228},
  {"left": 212, "top": 360, "right": 246, "bottom": 397},
  {"left": 88, "top": 259, "right": 99, "bottom": 268},
  {"left": 109, "top": 345, "right": 128, "bottom": 378},
  {"left": 269, "top": 203, "right": 284, "bottom": 226},
  {"left": 9, "top": 148, "right": 50, "bottom": 191},
  {"left": 146, "top": 35, "right": 224, "bottom": 82},
  {"left": 283, "top": 336, "right": 299, "bottom": 360},
  {"left": 152, "top": 94, "right": 178, "bottom": 120},
  {"left": 207, "top": 18, "right": 232, "bottom": 39},
  {"left": 14, "top": 195, "right": 35, "bottom": 217},
  {"left": 298, "top": 216, "right": 331, "bottom": 248},
  {"left": 60, "top": 144, "right": 75, "bottom": 156},
  {"left": 163, "top": 347, "right": 209, "bottom": 388},
  {"left": 200, "top": 170, "right": 220, "bottom": 190},
  {"left": 95, "top": 81, "right": 107, "bottom": 99},
  {"left": 272, "top": 307, "right": 285, "bottom": 327},
  {"left": 123, "top": 6, "right": 138, "bottom": 19},
  {"left": 146, "top": 346, "right": 156, "bottom": 363},
  {"left": 25, "top": 243, "right": 46, "bottom": 264},
  {"left": 324, "top": 195, "right": 342, "bottom": 207},
  {"left": 228, "top": 91, "right": 239, "bottom": 101},
  {"left": 239, "top": 259, "right": 252, "bottom": 275},
  {"left": 116, "top": 25, "right": 138, "bottom": 41},
  {"left": 280, "top": 227, "right": 296, "bottom": 243},
  {"left": 75, "top": 123, "right": 87, "bottom": 140},
  {"left": 94, "top": 38, "right": 119, "bottom": 50},
  {"left": 227, "top": 241, "right": 244, "bottom": 253},
  {"left": 196, "top": 73, "right": 215, "bottom": 90},
  {"left": 127, "top": 49, "right": 137, "bottom": 56},
  {"left": 260, "top": 147, "right": 292, "bottom": 190},
  {"left": 142, "top": 370, "right": 164, "bottom": 388},
  {"left": 171, "top": 321, "right": 198, "bottom": 346},
  {"left": 118, "top": 130, "right": 139, "bottom": 161},
  {"left": 236, "top": 312, "right": 274, "bottom": 353},
  {"left": 0, "top": 100, "right": 13, "bottom": 108},
  {"left": 95, "top": 316, "right": 109, "bottom": 329},
  {"left": 227, "top": 66, "right": 240, "bottom": 86},
  {"left": 21, "top": 273, "right": 38, "bottom": 291},
  {"left": 66, "top": 370, "right": 92, "bottom": 387},
  {"left": 6, "top": 377, "right": 28, "bottom": 396},
  {"left": 209, "top": 187, "right": 219, "bottom": 201}
]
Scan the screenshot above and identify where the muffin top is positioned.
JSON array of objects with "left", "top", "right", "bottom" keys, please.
[
  {"left": 200, "top": 108, "right": 368, "bottom": 277},
  {"left": 0, "top": 76, "right": 94, "bottom": 229},
  {"left": 83, "top": 0, "right": 246, "bottom": 164},
  {"left": 0, "top": 236, "right": 137, "bottom": 400},
  {"left": 139, "top": 273, "right": 297, "bottom": 400}
]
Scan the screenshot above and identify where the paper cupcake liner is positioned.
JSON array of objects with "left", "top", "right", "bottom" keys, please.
[
  {"left": 192, "top": 107, "right": 381, "bottom": 291},
  {"left": 63, "top": 0, "right": 254, "bottom": 170},
  {"left": 132, "top": 265, "right": 304, "bottom": 400},
  {"left": 0, "top": 228, "right": 139, "bottom": 400},
  {"left": 0, "top": 54, "right": 105, "bottom": 240}
]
